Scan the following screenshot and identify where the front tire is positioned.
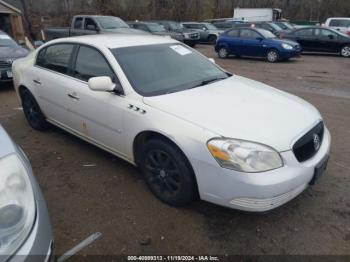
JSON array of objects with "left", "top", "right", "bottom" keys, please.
[
  {"left": 139, "top": 139, "right": 197, "bottom": 207},
  {"left": 340, "top": 45, "right": 350, "bottom": 58},
  {"left": 266, "top": 49, "right": 280, "bottom": 63},
  {"left": 218, "top": 47, "right": 228, "bottom": 59},
  {"left": 21, "top": 89, "right": 49, "bottom": 131}
]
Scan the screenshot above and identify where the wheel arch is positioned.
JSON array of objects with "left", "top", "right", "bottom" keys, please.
[{"left": 132, "top": 130, "right": 199, "bottom": 196}]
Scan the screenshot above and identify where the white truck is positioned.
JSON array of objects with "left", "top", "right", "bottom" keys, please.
[{"left": 234, "top": 8, "right": 282, "bottom": 22}]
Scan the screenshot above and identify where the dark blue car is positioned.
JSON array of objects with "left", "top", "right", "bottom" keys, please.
[{"left": 215, "top": 28, "right": 302, "bottom": 62}]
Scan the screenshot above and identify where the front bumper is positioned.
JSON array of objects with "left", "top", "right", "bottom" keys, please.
[
  {"left": 0, "top": 67, "right": 13, "bottom": 82},
  {"left": 191, "top": 128, "right": 331, "bottom": 212},
  {"left": 279, "top": 48, "right": 302, "bottom": 59}
]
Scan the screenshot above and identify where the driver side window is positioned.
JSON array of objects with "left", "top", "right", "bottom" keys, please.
[
  {"left": 73, "top": 45, "right": 115, "bottom": 82},
  {"left": 85, "top": 18, "right": 98, "bottom": 31}
]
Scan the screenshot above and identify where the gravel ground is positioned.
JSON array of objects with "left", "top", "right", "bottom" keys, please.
[{"left": 0, "top": 45, "right": 349, "bottom": 257}]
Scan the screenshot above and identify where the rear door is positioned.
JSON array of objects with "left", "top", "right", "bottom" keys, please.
[
  {"left": 225, "top": 29, "right": 241, "bottom": 55},
  {"left": 239, "top": 29, "right": 265, "bottom": 57},
  {"left": 292, "top": 28, "right": 317, "bottom": 51},
  {"left": 33, "top": 43, "right": 76, "bottom": 127},
  {"left": 66, "top": 45, "right": 127, "bottom": 153}
]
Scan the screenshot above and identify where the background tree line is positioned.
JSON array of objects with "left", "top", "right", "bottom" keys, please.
[{"left": 7, "top": 0, "right": 350, "bottom": 38}]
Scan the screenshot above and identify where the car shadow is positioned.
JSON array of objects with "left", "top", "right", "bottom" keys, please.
[
  {"left": 225, "top": 55, "right": 300, "bottom": 64},
  {"left": 0, "top": 82, "right": 14, "bottom": 91}
]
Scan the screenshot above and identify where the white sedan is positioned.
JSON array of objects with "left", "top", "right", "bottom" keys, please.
[{"left": 13, "top": 35, "right": 331, "bottom": 212}]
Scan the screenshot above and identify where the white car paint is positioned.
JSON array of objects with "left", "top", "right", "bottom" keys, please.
[{"left": 13, "top": 34, "right": 331, "bottom": 212}]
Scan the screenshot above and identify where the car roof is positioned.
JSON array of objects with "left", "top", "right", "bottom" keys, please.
[{"left": 45, "top": 34, "right": 177, "bottom": 49}]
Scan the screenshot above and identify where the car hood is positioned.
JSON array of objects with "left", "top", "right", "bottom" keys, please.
[
  {"left": 103, "top": 28, "right": 150, "bottom": 35},
  {"left": 143, "top": 75, "right": 321, "bottom": 152},
  {"left": 0, "top": 46, "right": 29, "bottom": 60}
]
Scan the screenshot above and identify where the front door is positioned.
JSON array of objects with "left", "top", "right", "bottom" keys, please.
[
  {"left": 315, "top": 28, "right": 340, "bottom": 53},
  {"left": 66, "top": 45, "right": 127, "bottom": 155},
  {"left": 239, "top": 29, "right": 265, "bottom": 57}
]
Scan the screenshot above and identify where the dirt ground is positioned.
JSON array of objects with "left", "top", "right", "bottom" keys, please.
[{"left": 0, "top": 45, "right": 350, "bottom": 256}]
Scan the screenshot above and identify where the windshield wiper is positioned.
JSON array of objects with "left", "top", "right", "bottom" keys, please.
[{"left": 189, "top": 76, "right": 229, "bottom": 89}]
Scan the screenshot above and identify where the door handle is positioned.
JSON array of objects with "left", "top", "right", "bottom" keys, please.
[
  {"left": 33, "top": 79, "right": 41, "bottom": 85},
  {"left": 67, "top": 93, "right": 80, "bottom": 100}
]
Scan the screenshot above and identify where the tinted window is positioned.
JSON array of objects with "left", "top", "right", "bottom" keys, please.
[
  {"left": 74, "top": 18, "right": 83, "bottom": 29},
  {"left": 329, "top": 19, "right": 350, "bottom": 27},
  {"left": 37, "top": 44, "right": 74, "bottom": 74},
  {"left": 240, "top": 29, "right": 261, "bottom": 39},
  {"left": 316, "top": 29, "right": 338, "bottom": 39},
  {"left": 227, "top": 30, "right": 239, "bottom": 37},
  {"left": 74, "top": 46, "right": 114, "bottom": 82},
  {"left": 295, "top": 29, "right": 314, "bottom": 36},
  {"left": 85, "top": 18, "right": 98, "bottom": 30}
]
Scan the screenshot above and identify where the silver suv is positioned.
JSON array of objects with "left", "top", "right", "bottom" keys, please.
[{"left": 181, "top": 22, "right": 224, "bottom": 44}]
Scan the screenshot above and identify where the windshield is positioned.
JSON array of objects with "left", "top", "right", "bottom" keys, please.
[
  {"left": 268, "top": 22, "right": 283, "bottom": 31},
  {"left": 168, "top": 22, "right": 183, "bottom": 31},
  {"left": 257, "top": 29, "right": 276, "bottom": 38},
  {"left": 112, "top": 44, "right": 229, "bottom": 96},
  {"left": 203, "top": 23, "right": 218, "bottom": 30},
  {"left": 96, "top": 17, "right": 129, "bottom": 29},
  {"left": 0, "top": 35, "right": 17, "bottom": 47},
  {"left": 147, "top": 23, "right": 166, "bottom": 32}
]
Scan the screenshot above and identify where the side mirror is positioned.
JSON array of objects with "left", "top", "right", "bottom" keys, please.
[
  {"left": 88, "top": 76, "right": 116, "bottom": 92},
  {"left": 209, "top": 58, "right": 216, "bottom": 64},
  {"left": 256, "top": 37, "right": 264, "bottom": 41},
  {"left": 328, "top": 34, "right": 334, "bottom": 39}
]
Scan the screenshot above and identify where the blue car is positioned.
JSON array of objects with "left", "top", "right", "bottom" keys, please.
[{"left": 215, "top": 27, "right": 302, "bottom": 62}]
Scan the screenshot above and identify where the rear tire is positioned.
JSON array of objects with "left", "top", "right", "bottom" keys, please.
[
  {"left": 139, "top": 139, "right": 197, "bottom": 207},
  {"left": 266, "top": 49, "right": 279, "bottom": 63},
  {"left": 340, "top": 45, "right": 350, "bottom": 57},
  {"left": 218, "top": 47, "right": 228, "bottom": 59},
  {"left": 21, "top": 89, "right": 49, "bottom": 131}
]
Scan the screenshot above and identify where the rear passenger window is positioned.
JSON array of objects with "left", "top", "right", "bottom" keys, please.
[
  {"left": 74, "top": 46, "right": 115, "bottom": 82},
  {"left": 36, "top": 44, "right": 74, "bottom": 74},
  {"left": 74, "top": 18, "right": 83, "bottom": 29},
  {"left": 295, "top": 29, "right": 313, "bottom": 36},
  {"left": 227, "top": 30, "right": 239, "bottom": 37}
]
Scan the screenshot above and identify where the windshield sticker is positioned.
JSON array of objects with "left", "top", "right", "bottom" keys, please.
[
  {"left": 0, "top": 35, "right": 11, "bottom": 39},
  {"left": 170, "top": 45, "right": 192, "bottom": 56}
]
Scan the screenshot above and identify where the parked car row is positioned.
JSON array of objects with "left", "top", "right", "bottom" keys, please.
[{"left": 214, "top": 25, "right": 350, "bottom": 62}]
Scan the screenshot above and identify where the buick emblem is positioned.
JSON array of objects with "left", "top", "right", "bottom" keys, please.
[{"left": 313, "top": 134, "right": 321, "bottom": 151}]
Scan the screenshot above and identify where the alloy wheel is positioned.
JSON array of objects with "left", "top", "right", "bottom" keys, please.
[
  {"left": 341, "top": 46, "right": 350, "bottom": 57},
  {"left": 144, "top": 149, "right": 182, "bottom": 198},
  {"left": 219, "top": 47, "right": 228, "bottom": 59},
  {"left": 267, "top": 50, "right": 279, "bottom": 63}
]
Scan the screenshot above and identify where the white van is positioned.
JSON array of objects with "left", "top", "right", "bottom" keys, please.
[{"left": 325, "top": 17, "right": 350, "bottom": 36}]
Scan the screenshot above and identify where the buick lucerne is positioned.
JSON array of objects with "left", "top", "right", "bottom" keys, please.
[{"left": 12, "top": 35, "right": 331, "bottom": 212}]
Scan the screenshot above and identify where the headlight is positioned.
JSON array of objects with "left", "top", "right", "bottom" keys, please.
[
  {"left": 207, "top": 138, "right": 283, "bottom": 173},
  {"left": 0, "top": 154, "right": 35, "bottom": 255},
  {"left": 282, "top": 43, "right": 293, "bottom": 50}
]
